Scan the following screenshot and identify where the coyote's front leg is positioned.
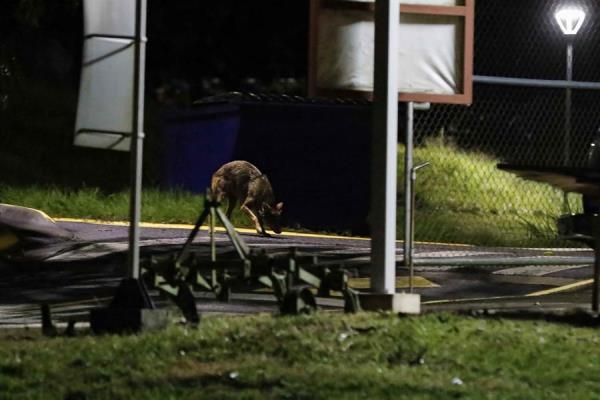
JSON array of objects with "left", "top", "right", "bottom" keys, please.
[{"left": 240, "top": 201, "right": 270, "bottom": 236}]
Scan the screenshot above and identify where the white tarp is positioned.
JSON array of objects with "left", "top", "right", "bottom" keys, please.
[
  {"left": 317, "top": 2, "right": 463, "bottom": 95},
  {"left": 74, "top": 0, "right": 137, "bottom": 151},
  {"left": 84, "top": 0, "right": 136, "bottom": 36}
]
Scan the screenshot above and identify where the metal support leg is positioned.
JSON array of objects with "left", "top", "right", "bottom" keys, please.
[
  {"left": 210, "top": 205, "right": 216, "bottom": 263},
  {"left": 408, "top": 161, "right": 430, "bottom": 293},
  {"left": 594, "top": 239, "right": 600, "bottom": 312},
  {"left": 403, "top": 102, "right": 415, "bottom": 276},
  {"left": 215, "top": 207, "right": 250, "bottom": 259},
  {"left": 175, "top": 207, "right": 211, "bottom": 265}
]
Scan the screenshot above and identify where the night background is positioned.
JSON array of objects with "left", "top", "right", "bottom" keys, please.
[
  {"left": 0, "top": 1, "right": 309, "bottom": 103},
  {"left": 1, "top": 0, "right": 600, "bottom": 190}
]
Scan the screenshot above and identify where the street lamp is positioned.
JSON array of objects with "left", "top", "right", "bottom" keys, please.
[
  {"left": 555, "top": 7, "right": 586, "bottom": 167},
  {"left": 555, "top": 8, "right": 586, "bottom": 35}
]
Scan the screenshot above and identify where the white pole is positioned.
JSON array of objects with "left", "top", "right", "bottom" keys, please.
[
  {"left": 404, "top": 101, "right": 414, "bottom": 278},
  {"left": 564, "top": 41, "right": 573, "bottom": 167},
  {"left": 371, "top": 0, "right": 400, "bottom": 294},
  {"left": 127, "top": 0, "right": 147, "bottom": 279}
]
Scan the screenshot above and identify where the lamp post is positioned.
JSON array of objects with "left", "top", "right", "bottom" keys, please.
[{"left": 554, "top": 7, "right": 586, "bottom": 167}]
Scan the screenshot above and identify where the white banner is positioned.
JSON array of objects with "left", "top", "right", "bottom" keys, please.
[
  {"left": 74, "top": 0, "right": 138, "bottom": 151},
  {"left": 317, "top": 9, "right": 462, "bottom": 95}
]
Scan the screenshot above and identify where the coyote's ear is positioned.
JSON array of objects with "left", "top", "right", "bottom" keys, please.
[{"left": 275, "top": 202, "right": 283, "bottom": 211}]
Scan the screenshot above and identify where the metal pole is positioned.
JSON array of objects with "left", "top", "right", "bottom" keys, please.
[
  {"left": 127, "top": 0, "right": 146, "bottom": 279},
  {"left": 371, "top": 0, "right": 400, "bottom": 294},
  {"left": 408, "top": 161, "right": 430, "bottom": 293},
  {"left": 404, "top": 102, "right": 414, "bottom": 277},
  {"left": 210, "top": 207, "right": 216, "bottom": 262},
  {"left": 473, "top": 75, "right": 600, "bottom": 90},
  {"left": 594, "top": 240, "right": 600, "bottom": 312},
  {"left": 565, "top": 41, "right": 573, "bottom": 167},
  {"left": 562, "top": 41, "right": 573, "bottom": 211}
]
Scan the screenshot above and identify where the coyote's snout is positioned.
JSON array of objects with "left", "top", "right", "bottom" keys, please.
[{"left": 211, "top": 160, "right": 283, "bottom": 236}]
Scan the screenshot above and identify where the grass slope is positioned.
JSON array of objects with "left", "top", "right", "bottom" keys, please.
[
  {"left": 0, "top": 312, "right": 598, "bottom": 399},
  {"left": 399, "top": 139, "right": 580, "bottom": 247}
]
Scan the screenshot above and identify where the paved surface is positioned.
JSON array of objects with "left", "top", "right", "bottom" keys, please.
[{"left": 0, "top": 221, "right": 596, "bottom": 327}]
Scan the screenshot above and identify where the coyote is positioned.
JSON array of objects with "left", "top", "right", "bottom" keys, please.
[{"left": 211, "top": 160, "right": 283, "bottom": 236}]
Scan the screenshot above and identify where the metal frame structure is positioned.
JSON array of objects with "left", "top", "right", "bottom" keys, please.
[
  {"left": 308, "top": 0, "right": 475, "bottom": 105},
  {"left": 142, "top": 194, "right": 362, "bottom": 322}
]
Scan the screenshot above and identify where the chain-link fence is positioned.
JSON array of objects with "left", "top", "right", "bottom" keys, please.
[{"left": 407, "top": 0, "right": 600, "bottom": 250}]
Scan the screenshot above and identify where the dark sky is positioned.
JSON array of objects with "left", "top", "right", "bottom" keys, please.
[
  {"left": 1, "top": 1, "right": 309, "bottom": 98},
  {"left": 2, "top": 1, "right": 600, "bottom": 97},
  {"left": 146, "top": 1, "right": 309, "bottom": 95},
  {"left": 474, "top": 0, "right": 600, "bottom": 82}
]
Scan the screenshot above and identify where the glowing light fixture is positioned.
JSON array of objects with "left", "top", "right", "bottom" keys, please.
[{"left": 555, "top": 7, "right": 586, "bottom": 35}]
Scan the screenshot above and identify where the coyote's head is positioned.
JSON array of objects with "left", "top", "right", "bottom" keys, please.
[{"left": 260, "top": 202, "right": 284, "bottom": 234}]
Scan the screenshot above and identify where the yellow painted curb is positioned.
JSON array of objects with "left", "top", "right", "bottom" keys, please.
[
  {"left": 524, "top": 279, "right": 594, "bottom": 297},
  {"left": 55, "top": 217, "right": 472, "bottom": 246},
  {"left": 423, "top": 278, "right": 594, "bottom": 305},
  {"left": 348, "top": 276, "right": 440, "bottom": 289},
  {"left": 254, "top": 276, "right": 439, "bottom": 295},
  {"left": 56, "top": 217, "right": 364, "bottom": 240}
]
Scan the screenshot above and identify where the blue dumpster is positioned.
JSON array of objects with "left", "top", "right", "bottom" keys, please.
[
  {"left": 161, "top": 103, "right": 240, "bottom": 193},
  {"left": 160, "top": 94, "right": 374, "bottom": 234}
]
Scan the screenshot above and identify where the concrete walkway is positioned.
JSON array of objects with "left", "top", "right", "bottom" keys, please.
[{"left": 0, "top": 220, "right": 595, "bottom": 327}]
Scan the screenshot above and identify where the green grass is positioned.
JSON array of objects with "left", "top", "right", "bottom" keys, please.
[
  {"left": 0, "top": 185, "right": 255, "bottom": 230},
  {"left": 0, "top": 138, "right": 581, "bottom": 246},
  {"left": 0, "top": 312, "right": 598, "bottom": 399},
  {"left": 399, "top": 138, "right": 581, "bottom": 247}
]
